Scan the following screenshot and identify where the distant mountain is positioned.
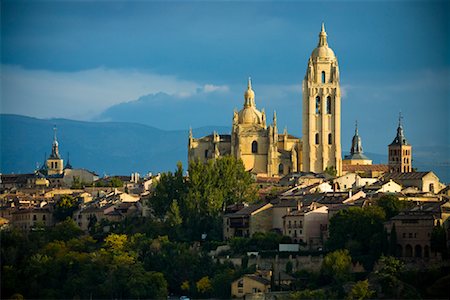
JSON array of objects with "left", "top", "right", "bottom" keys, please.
[
  {"left": 0, "top": 114, "right": 228, "bottom": 176},
  {"left": 1, "top": 114, "right": 448, "bottom": 183}
]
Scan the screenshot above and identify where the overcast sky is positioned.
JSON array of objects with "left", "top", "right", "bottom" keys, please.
[{"left": 1, "top": 0, "right": 449, "bottom": 155}]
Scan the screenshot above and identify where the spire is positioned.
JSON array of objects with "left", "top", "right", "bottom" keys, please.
[
  {"left": 244, "top": 76, "right": 255, "bottom": 107},
  {"left": 189, "top": 126, "right": 193, "bottom": 139},
  {"left": 53, "top": 125, "right": 57, "bottom": 142},
  {"left": 350, "top": 120, "right": 363, "bottom": 154},
  {"left": 398, "top": 111, "right": 403, "bottom": 128},
  {"left": 390, "top": 112, "right": 408, "bottom": 146},
  {"left": 318, "top": 22, "right": 328, "bottom": 47},
  {"left": 50, "top": 125, "right": 61, "bottom": 159},
  {"left": 273, "top": 111, "right": 277, "bottom": 127},
  {"left": 64, "top": 152, "right": 73, "bottom": 169}
]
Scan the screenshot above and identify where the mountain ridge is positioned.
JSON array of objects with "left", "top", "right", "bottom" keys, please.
[{"left": 1, "top": 114, "right": 448, "bottom": 183}]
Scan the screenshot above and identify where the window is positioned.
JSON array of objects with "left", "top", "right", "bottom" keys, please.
[
  {"left": 326, "top": 96, "right": 332, "bottom": 114},
  {"left": 321, "top": 71, "right": 326, "bottom": 83},
  {"left": 42, "top": 215, "right": 46, "bottom": 221},
  {"left": 204, "top": 149, "right": 208, "bottom": 158},
  {"left": 252, "top": 141, "right": 258, "bottom": 153},
  {"left": 33, "top": 215, "right": 37, "bottom": 221},
  {"left": 315, "top": 96, "right": 321, "bottom": 114},
  {"left": 55, "top": 162, "right": 58, "bottom": 168},
  {"left": 328, "top": 133, "right": 332, "bottom": 145},
  {"left": 278, "top": 163, "right": 284, "bottom": 175},
  {"left": 238, "top": 280, "right": 243, "bottom": 288},
  {"left": 429, "top": 183, "right": 434, "bottom": 193},
  {"left": 315, "top": 133, "right": 319, "bottom": 145}
]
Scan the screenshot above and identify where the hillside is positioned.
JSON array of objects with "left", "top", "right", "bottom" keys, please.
[{"left": 0, "top": 114, "right": 228, "bottom": 176}]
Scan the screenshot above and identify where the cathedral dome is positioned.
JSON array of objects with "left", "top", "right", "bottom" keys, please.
[
  {"left": 311, "top": 46, "right": 335, "bottom": 59},
  {"left": 238, "top": 106, "right": 263, "bottom": 125},
  {"left": 311, "top": 23, "right": 335, "bottom": 59}
]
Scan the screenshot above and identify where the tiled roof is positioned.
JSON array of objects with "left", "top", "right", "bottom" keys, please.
[
  {"left": 246, "top": 275, "right": 271, "bottom": 285},
  {"left": 384, "top": 172, "right": 433, "bottom": 180},
  {"left": 226, "top": 202, "right": 270, "bottom": 216},
  {"left": 342, "top": 164, "right": 388, "bottom": 172}
]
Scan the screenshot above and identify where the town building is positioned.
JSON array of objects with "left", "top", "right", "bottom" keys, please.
[
  {"left": 231, "top": 274, "right": 271, "bottom": 298},
  {"left": 223, "top": 202, "right": 273, "bottom": 239},
  {"left": 384, "top": 171, "right": 445, "bottom": 194}
]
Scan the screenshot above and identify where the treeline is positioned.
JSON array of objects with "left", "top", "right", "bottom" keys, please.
[
  {"left": 1, "top": 218, "right": 262, "bottom": 299},
  {"left": 147, "top": 157, "right": 256, "bottom": 241}
]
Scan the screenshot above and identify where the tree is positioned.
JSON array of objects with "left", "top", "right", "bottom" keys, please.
[
  {"left": 327, "top": 206, "right": 386, "bottom": 267},
  {"left": 388, "top": 223, "right": 398, "bottom": 256},
  {"left": 185, "top": 156, "right": 256, "bottom": 240},
  {"left": 376, "top": 194, "right": 402, "bottom": 219},
  {"left": 110, "top": 177, "right": 123, "bottom": 188},
  {"left": 321, "top": 249, "right": 352, "bottom": 283},
  {"left": 149, "top": 162, "right": 186, "bottom": 219},
  {"left": 53, "top": 195, "right": 79, "bottom": 221},
  {"left": 48, "top": 218, "right": 83, "bottom": 241},
  {"left": 431, "top": 222, "right": 447, "bottom": 258},
  {"left": 196, "top": 276, "right": 212, "bottom": 296},
  {"left": 346, "top": 280, "right": 374, "bottom": 300},
  {"left": 324, "top": 166, "right": 337, "bottom": 177}
]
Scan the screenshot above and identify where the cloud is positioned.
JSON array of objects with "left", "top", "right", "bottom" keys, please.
[
  {"left": 202, "top": 84, "right": 229, "bottom": 93},
  {"left": 0, "top": 65, "right": 226, "bottom": 120}
]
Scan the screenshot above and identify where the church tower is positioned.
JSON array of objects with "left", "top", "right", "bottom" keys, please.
[
  {"left": 343, "top": 121, "right": 372, "bottom": 165},
  {"left": 388, "top": 113, "right": 412, "bottom": 173},
  {"left": 46, "top": 126, "right": 64, "bottom": 175},
  {"left": 302, "top": 23, "right": 342, "bottom": 175}
]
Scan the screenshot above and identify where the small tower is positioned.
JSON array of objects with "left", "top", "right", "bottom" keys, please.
[
  {"left": 302, "top": 23, "right": 342, "bottom": 175},
  {"left": 388, "top": 113, "right": 412, "bottom": 173},
  {"left": 46, "top": 126, "right": 64, "bottom": 175},
  {"left": 343, "top": 121, "right": 372, "bottom": 165}
]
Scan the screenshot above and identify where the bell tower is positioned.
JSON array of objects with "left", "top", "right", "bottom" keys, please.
[
  {"left": 46, "top": 126, "right": 64, "bottom": 175},
  {"left": 388, "top": 113, "right": 412, "bottom": 173},
  {"left": 302, "top": 23, "right": 342, "bottom": 175}
]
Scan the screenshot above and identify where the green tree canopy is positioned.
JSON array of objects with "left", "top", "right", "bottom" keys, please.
[
  {"left": 53, "top": 195, "right": 79, "bottom": 221},
  {"left": 327, "top": 206, "right": 386, "bottom": 267},
  {"left": 321, "top": 249, "right": 352, "bottom": 283}
]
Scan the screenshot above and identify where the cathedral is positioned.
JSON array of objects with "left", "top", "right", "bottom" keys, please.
[
  {"left": 188, "top": 78, "right": 301, "bottom": 177},
  {"left": 188, "top": 24, "right": 342, "bottom": 177}
]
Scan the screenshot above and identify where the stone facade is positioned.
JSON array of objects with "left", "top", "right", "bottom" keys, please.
[{"left": 189, "top": 78, "right": 301, "bottom": 177}]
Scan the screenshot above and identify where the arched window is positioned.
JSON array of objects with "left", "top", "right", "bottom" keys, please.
[
  {"left": 204, "top": 149, "right": 208, "bottom": 158},
  {"left": 321, "top": 71, "right": 326, "bottom": 83},
  {"left": 326, "top": 96, "right": 332, "bottom": 114},
  {"left": 278, "top": 163, "right": 284, "bottom": 175},
  {"left": 429, "top": 183, "right": 434, "bottom": 193},
  {"left": 315, "top": 96, "right": 321, "bottom": 114},
  {"left": 55, "top": 162, "right": 58, "bottom": 168},
  {"left": 315, "top": 133, "right": 319, "bottom": 145},
  {"left": 251, "top": 141, "right": 258, "bottom": 154},
  {"left": 415, "top": 245, "right": 422, "bottom": 258},
  {"left": 328, "top": 133, "right": 332, "bottom": 145},
  {"left": 405, "top": 244, "right": 413, "bottom": 257}
]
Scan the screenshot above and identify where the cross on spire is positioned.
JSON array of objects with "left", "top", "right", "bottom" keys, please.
[{"left": 53, "top": 125, "right": 57, "bottom": 142}]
